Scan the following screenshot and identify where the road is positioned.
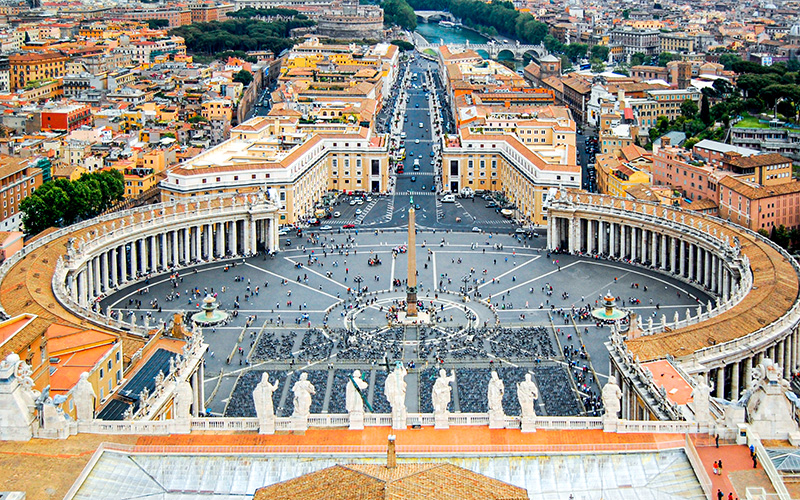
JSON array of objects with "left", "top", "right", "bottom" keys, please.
[{"left": 322, "top": 53, "right": 519, "bottom": 234}]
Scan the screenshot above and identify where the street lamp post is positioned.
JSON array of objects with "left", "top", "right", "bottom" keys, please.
[
  {"left": 354, "top": 275, "right": 364, "bottom": 294},
  {"left": 461, "top": 275, "right": 470, "bottom": 296}
]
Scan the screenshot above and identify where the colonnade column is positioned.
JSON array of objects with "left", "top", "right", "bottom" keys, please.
[
  {"left": 160, "top": 233, "right": 167, "bottom": 270},
  {"left": 609, "top": 222, "right": 616, "bottom": 257},
  {"left": 744, "top": 357, "right": 753, "bottom": 390},
  {"left": 172, "top": 231, "right": 179, "bottom": 267},
  {"left": 232, "top": 220, "right": 239, "bottom": 256},
  {"left": 101, "top": 252, "right": 109, "bottom": 292},
  {"left": 716, "top": 366, "right": 725, "bottom": 399},
  {"left": 620, "top": 225, "right": 627, "bottom": 260},
  {"left": 731, "top": 361, "right": 740, "bottom": 400},
  {"left": 679, "top": 241, "right": 685, "bottom": 277},
  {"left": 183, "top": 228, "right": 190, "bottom": 263},
  {"left": 568, "top": 218, "right": 576, "bottom": 253},
  {"left": 723, "top": 269, "right": 730, "bottom": 299},
  {"left": 250, "top": 219, "right": 257, "bottom": 255},
  {"left": 110, "top": 247, "right": 118, "bottom": 287}
]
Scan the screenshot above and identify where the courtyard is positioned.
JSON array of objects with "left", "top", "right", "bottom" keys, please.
[{"left": 100, "top": 228, "right": 711, "bottom": 419}]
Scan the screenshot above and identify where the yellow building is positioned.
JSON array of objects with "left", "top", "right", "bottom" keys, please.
[
  {"left": 45, "top": 323, "right": 123, "bottom": 419},
  {"left": 9, "top": 51, "right": 69, "bottom": 91},
  {"left": 595, "top": 150, "right": 653, "bottom": 198},
  {"left": 201, "top": 99, "right": 234, "bottom": 122},
  {"left": 442, "top": 108, "right": 581, "bottom": 226},
  {"left": 161, "top": 115, "right": 390, "bottom": 224}
]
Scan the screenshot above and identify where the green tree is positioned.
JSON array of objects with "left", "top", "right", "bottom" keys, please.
[
  {"left": 591, "top": 60, "right": 606, "bottom": 74},
  {"left": 680, "top": 99, "right": 699, "bottom": 120},
  {"left": 233, "top": 69, "right": 254, "bottom": 86},
  {"left": 700, "top": 94, "right": 711, "bottom": 125},
  {"left": 630, "top": 52, "right": 646, "bottom": 67},
  {"left": 622, "top": 9, "right": 630, "bottom": 19},
  {"left": 146, "top": 19, "right": 170, "bottom": 29},
  {"left": 719, "top": 53, "right": 741, "bottom": 71},
  {"left": 657, "top": 52, "right": 678, "bottom": 67},
  {"left": 390, "top": 39, "right": 413, "bottom": 51},
  {"left": 381, "top": 0, "right": 416, "bottom": 30},
  {"left": 563, "top": 43, "right": 588, "bottom": 62},
  {"left": 590, "top": 45, "right": 609, "bottom": 63},
  {"left": 20, "top": 170, "right": 124, "bottom": 236},
  {"left": 543, "top": 34, "right": 563, "bottom": 54}
]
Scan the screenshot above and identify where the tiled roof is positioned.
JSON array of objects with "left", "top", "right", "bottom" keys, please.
[
  {"left": 718, "top": 176, "right": 800, "bottom": 200},
  {"left": 725, "top": 152, "right": 791, "bottom": 168},
  {"left": 253, "top": 463, "right": 528, "bottom": 500}
]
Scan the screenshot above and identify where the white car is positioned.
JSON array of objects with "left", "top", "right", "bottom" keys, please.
[
  {"left": 320, "top": 225, "right": 333, "bottom": 231},
  {"left": 355, "top": 209, "right": 362, "bottom": 215},
  {"left": 415, "top": 139, "right": 420, "bottom": 144},
  {"left": 349, "top": 200, "right": 357, "bottom": 206},
  {"left": 472, "top": 227, "right": 482, "bottom": 233},
  {"left": 333, "top": 211, "right": 341, "bottom": 218}
]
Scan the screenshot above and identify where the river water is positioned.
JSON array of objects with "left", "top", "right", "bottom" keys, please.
[{"left": 415, "top": 21, "right": 523, "bottom": 69}]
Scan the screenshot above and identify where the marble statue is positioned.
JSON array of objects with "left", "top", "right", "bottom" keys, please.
[
  {"left": 487, "top": 371, "right": 504, "bottom": 414},
  {"left": 174, "top": 379, "right": 193, "bottom": 420},
  {"left": 746, "top": 359, "right": 800, "bottom": 439},
  {"left": 346, "top": 370, "right": 369, "bottom": 415},
  {"left": 432, "top": 369, "right": 455, "bottom": 414},
  {"left": 517, "top": 373, "right": 539, "bottom": 418},
  {"left": 74, "top": 372, "right": 96, "bottom": 421},
  {"left": 253, "top": 373, "right": 279, "bottom": 422},
  {"left": 602, "top": 380, "right": 623, "bottom": 420},
  {"left": 384, "top": 363, "right": 408, "bottom": 416},
  {"left": 691, "top": 375, "right": 711, "bottom": 423},
  {"left": 292, "top": 372, "right": 316, "bottom": 418}
]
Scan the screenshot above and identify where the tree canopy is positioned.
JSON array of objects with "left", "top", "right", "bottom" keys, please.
[
  {"left": 20, "top": 170, "right": 124, "bottom": 236},
  {"left": 233, "top": 69, "right": 254, "bottom": 86},
  {"left": 169, "top": 17, "right": 314, "bottom": 56},
  {"left": 382, "top": 0, "right": 417, "bottom": 30}
]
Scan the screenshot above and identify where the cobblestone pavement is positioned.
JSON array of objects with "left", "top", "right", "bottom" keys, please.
[{"left": 100, "top": 229, "right": 711, "bottom": 417}]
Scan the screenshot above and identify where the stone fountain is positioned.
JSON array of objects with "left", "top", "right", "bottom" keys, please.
[
  {"left": 591, "top": 291, "right": 628, "bottom": 323},
  {"left": 191, "top": 294, "right": 229, "bottom": 326}
]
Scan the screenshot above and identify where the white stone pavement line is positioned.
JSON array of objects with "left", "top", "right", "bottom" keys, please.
[
  {"left": 568, "top": 272, "right": 632, "bottom": 310},
  {"left": 107, "top": 262, "right": 232, "bottom": 308},
  {"left": 280, "top": 255, "right": 350, "bottom": 291},
  {"left": 431, "top": 250, "right": 437, "bottom": 291},
  {"left": 492, "top": 261, "right": 581, "bottom": 296},
  {"left": 243, "top": 262, "right": 339, "bottom": 300},
  {"left": 389, "top": 254, "right": 397, "bottom": 293},
  {"left": 476, "top": 255, "right": 542, "bottom": 291},
  {"left": 150, "top": 308, "right": 330, "bottom": 314},
  {"left": 576, "top": 260, "right": 696, "bottom": 298}
]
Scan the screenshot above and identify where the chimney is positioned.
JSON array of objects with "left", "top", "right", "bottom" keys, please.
[
  {"left": 387, "top": 435, "right": 396, "bottom": 469},
  {"left": 661, "top": 136, "right": 671, "bottom": 147}
]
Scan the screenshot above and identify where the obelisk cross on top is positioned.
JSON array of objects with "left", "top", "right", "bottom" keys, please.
[{"left": 406, "top": 195, "right": 418, "bottom": 317}]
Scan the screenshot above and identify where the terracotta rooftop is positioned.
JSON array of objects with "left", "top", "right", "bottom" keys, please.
[
  {"left": 253, "top": 463, "right": 528, "bottom": 500},
  {"left": 725, "top": 152, "right": 792, "bottom": 168},
  {"left": 718, "top": 176, "right": 800, "bottom": 200},
  {"left": 642, "top": 359, "right": 693, "bottom": 405}
]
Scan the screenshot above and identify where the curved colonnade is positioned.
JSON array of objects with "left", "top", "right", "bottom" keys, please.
[
  {"left": 0, "top": 192, "right": 280, "bottom": 356},
  {"left": 0, "top": 189, "right": 798, "bottom": 416},
  {"left": 547, "top": 191, "right": 800, "bottom": 404}
]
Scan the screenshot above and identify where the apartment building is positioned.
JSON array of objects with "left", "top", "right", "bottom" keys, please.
[
  {"left": 0, "top": 156, "right": 44, "bottom": 231},
  {"left": 9, "top": 51, "right": 68, "bottom": 91},
  {"left": 718, "top": 176, "right": 800, "bottom": 231},
  {"left": 441, "top": 112, "right": 580, "bottom": 226},
  {"left": 160, "top": 116, "right": 389, "bottom": 224}
]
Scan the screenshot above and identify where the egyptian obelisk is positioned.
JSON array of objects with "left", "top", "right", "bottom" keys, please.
[{"left": 406, "top": 197, "right": 418, "bottom": 317}]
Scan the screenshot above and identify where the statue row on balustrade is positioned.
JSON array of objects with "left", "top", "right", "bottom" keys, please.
[{"left": 251, "top": 365, "right": 624, "bottom": 432}]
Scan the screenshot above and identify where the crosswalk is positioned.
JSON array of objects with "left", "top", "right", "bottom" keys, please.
[{"left": 399, "top": 190, "right": 436, "bottom": 196}]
